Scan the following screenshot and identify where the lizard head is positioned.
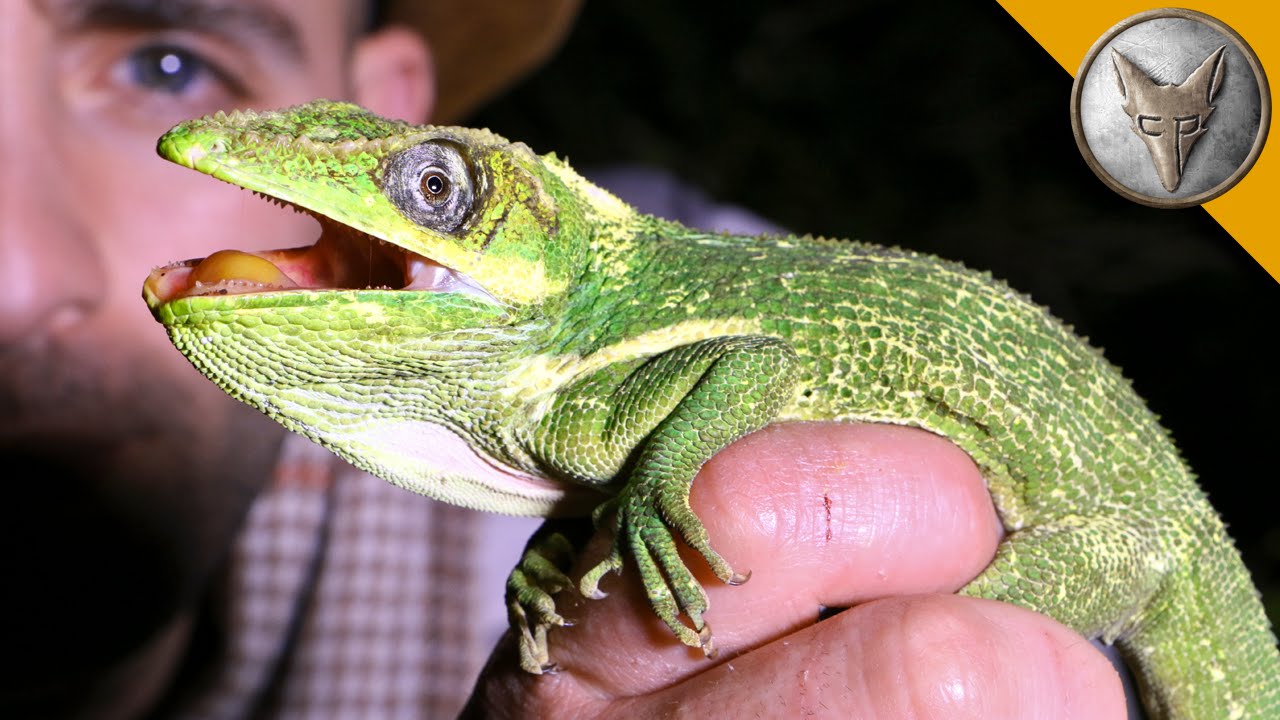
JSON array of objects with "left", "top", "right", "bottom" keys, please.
[
  {"left": 139, "top": 100, "right": 628, "bottom": 515},
  {"left": 144, "top": 99, "right": 610, "bottom": 318}
]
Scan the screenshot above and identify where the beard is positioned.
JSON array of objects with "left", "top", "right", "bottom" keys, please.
[{"left": 0, "top": 331, "right": 283, "bottom": 691}]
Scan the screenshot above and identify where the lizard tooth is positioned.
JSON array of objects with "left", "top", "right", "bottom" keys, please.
[
  {"left": 402, "top": 257, "right": 496, "bottom": 301},
  {"left": 404, "top": 258, "right": 452, "bottom": 291}
]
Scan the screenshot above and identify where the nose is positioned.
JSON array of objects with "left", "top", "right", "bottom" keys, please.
[
  {"left": 0, "top": 107, "right": 104, "bottom": 348},
  {"left": 0, "top": 182, "right": 104, "bottom": 346}
]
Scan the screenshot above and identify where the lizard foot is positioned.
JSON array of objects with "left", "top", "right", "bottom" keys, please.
[
  {"left": 580, "top": 480, "right": 742, "bottom": 654},
  {"left": 506, "top": 530, "right": 577, "bottom": 674}
]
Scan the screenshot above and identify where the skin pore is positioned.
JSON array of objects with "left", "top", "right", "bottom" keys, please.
[{"left": 1, "top": 0, "right": 427, "bottom": 714}]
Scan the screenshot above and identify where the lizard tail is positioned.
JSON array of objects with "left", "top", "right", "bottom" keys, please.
[{"left": 1117, "top": 513, "right": 1280, "bottom": 720}]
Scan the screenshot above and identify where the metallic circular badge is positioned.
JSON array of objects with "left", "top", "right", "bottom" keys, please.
[{"left": 1070, "top": 9, "right": 1270, "bottom": 208}]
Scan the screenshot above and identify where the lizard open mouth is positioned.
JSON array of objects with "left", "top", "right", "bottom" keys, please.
[{"left": 143, "top": 196, "right": 487, "bottom": 306}]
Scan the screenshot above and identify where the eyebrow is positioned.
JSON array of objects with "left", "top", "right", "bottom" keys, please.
[{"left": 41, "top": 0, "right": 305, "bottom": 60}]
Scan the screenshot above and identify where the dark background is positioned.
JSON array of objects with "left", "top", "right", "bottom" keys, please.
[{"left": 476, "top": 0, "right": 1279, "bottom": 623}]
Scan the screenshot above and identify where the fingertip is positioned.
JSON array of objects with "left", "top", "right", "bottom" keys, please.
[
  {"left": 648, "top": 595, "right": 1127, "bottom": 719},
  {"left": 693, "top": 422, "right": 1001, "bottom": 603},
  {"left": 852, "top": 595, "right": 1127, "bottom": 719}
]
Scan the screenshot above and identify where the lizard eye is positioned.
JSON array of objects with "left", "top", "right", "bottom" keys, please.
[
  {"left": 383, "top": 141, "right": 474, "bottom": 233},
  {"left": 422, "top": 171, "right": 450, "bottom": 199}
]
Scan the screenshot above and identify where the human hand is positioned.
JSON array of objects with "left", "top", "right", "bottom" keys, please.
[{"left": 463, "top": 423, "right": 1127, "bottom": 718}]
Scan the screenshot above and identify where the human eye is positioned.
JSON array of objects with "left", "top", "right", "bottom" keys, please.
[
  {"left": 119, "top": 42, "right": 245, "bottom": 98},
  {"left": 59, "top": 33, "right": 255, "bottom": 131}
]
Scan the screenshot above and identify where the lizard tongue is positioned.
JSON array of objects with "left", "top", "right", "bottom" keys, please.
[
  {"left": 142, "top": 248, "right": 305, "bottom": 304},
  {"left": 190, "top": 250, "right": 300, "bottom": 289}
]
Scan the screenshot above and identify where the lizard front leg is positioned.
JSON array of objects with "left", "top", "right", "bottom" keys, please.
[{"left": 516, "top": 335, "right": 798, "bottom": 671}]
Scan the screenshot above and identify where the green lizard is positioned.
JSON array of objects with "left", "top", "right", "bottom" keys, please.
[{"left": 142, "top": 100, "right": 1277, "bottom": 719}]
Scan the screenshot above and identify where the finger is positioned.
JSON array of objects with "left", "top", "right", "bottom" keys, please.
[
  {"left": 549, "top": 422, "right": 1002, "bottom": 695},
  {"left": 463, "top": 595, "right": 1126, "bottom": 719},
  {"left": 610, "top": 595, "right": 1127, "bottom": 720}
]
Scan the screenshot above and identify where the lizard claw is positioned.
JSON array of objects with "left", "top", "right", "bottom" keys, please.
[
  {"left": 579, "top": 547, "right": 623, "bottom": 599},
  {"left": 507, "top": 529, "right": 579, "bottom": 674}
]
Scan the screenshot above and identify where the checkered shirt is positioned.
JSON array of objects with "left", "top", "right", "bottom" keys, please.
[{"left": 173, "top": 433, "right": 540, "bottom": 719}]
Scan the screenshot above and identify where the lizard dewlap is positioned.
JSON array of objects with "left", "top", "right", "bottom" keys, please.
[{"left": 142, "top": 100, "right": 1279, "bottom": 720}]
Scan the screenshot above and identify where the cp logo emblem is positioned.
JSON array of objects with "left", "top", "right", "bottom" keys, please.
[{"left": 1071, "top": 9, "right": 1269, "bottom": 208}]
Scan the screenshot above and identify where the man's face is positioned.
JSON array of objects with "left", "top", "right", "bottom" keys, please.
[{"left": 1, "top": 0, "right": 364, "bottom": 691}]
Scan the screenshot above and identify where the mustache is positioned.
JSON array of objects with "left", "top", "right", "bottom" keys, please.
[{"left": 0, "top": 338, "right": 169, "bottom": 441}]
